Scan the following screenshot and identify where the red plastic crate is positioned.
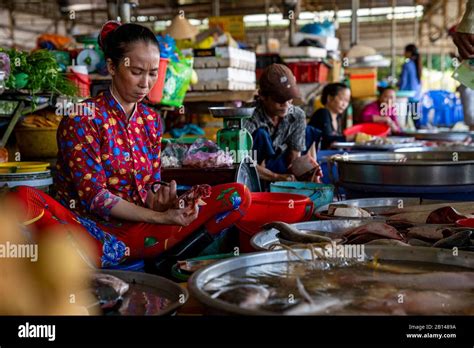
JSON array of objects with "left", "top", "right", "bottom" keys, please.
[{"left": 286, "top": 61, "right": 329, "bottom": 83}]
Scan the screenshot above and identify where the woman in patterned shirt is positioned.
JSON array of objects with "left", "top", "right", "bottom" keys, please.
[{"left": 9, "top": 21, "right": 251, "bottom": 268}]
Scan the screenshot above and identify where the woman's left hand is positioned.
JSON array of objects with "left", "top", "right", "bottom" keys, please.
[{"left": 147, "top": 180, "right": 178, "bottom": 212}]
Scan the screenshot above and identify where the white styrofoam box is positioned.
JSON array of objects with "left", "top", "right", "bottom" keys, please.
[
  {"left": 190, "top": 81, "right": 256, "bottom": 91},
  {"left": 280, "top": 46, "right": 327, "bottom": 59},
  {"left": 193, "top": 47, "right": 256, "bottom": 71},
  {"left": 291, "top": 32, "right": 340, "bottom": 51},
  {"left": 195, "top": 68, "right": 256, "bottom": 84}
]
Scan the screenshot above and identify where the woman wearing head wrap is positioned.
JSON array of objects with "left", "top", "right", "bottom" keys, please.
[{"left": 9, "top": 22, "right": 251, "bottom": 268}]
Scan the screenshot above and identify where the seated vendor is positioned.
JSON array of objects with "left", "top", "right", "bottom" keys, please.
[
  {"left": 8, "top": 21, "right": 251, "bottom": 268},
  {"left": 360, "top": 86, "right": 401, "bottom": 134},
  {"left": 309, "top": 83, "right": 352, "bottom": 149},
  {"left": 244, "top": 64, "right": 322, "bottom": 183}
]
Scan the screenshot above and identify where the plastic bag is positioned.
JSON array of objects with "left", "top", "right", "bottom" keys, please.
[
  {"left": 156, "top": 34, "right": 180, "bottom": 62},
  {"left": 161, "top": 142, "right": 188, "bottom": 168},
  {"left": 160, "top": 54, "right": 193, "bottom": 107},
  {"left": 300, "top": 20, "right": 336, "bottom": 37},
  {"left": 183, "top": 138, "right": 233, "bottom": 168}
]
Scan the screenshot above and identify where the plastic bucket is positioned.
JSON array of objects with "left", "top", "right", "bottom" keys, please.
[
  {"left": 343, "top": 122, "right": 390, "bottom": 137},
  {"left": 148, "top": 57, "right": 169, "bottom": 104},
  {"left": 67, "top": 71, "right": 90, "bottom": 97},
  {"left": 270, "top": 181, "right": 334, "bottom": 209},
  {"left": 236, "top": 192, "right": 313, "bottom": 252}
]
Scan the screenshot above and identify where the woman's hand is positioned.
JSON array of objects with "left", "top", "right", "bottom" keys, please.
[
  {"left": 275, "top": 173, "right": 296, "bottom": 182},
  {"left": 311, "top": 164, "right": 323, "bottom": 183},
  {"left": 452, "top": 31, "right": 474, "bottom": 59},
  {"left": 159, "top": 204, "right": 199, "bottom": 226},
  {"left": 147, "top": 180, "right": 178, "bottom": 212}
]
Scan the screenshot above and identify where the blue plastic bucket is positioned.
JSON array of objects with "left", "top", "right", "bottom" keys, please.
[{"left": 270, "top": 181, "right": 334, "bottom": 209}]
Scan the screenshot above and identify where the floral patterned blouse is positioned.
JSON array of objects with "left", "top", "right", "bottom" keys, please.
[{"left": 56, "top": 89, "right": 162, "bottom": 220}]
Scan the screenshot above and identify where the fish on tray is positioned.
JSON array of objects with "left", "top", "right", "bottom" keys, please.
[
  {"left": 327, "top": 204, "right": 372, "bottom": 218},
  {"left": 284, "top": 277, "right": 350, "bottom": 315},
  {"left": 211, "top": 285, "right": 271, "bottom": 310},
  {"left": 342, "top": 222, "right": 404, "bottom": 244},
  {"left": 426, "top": 207, "right": 468, "bottom": 224},
  {"left": 263, "top": 221, "right": 334, "bottom": 244},
  {"left": 433, "top": 230, "right": 473, "bottom": 249},
  {"left": 406, "top": 225, "right": 448, "bottom": 241},
  {"left": 341, "top": 271, "right": 474, "bottom": 291},
  {"left": 119, "top": 289, "right": 171, "bottom": 315},
  {"left": 358, "top": 288, "right": 474, "bottom": 315},
  {"left": 388, "top": 207, "right": 473, "bottom": 224},
  {"left": 90, "top": 274, "right": 130, "bottom": 311},
  {"left": 405, "top": 226, "right": 473, "bottom": 249}
]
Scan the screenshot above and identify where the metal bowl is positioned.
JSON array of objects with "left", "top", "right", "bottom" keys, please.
[
  {"left": 331, "top": 151, "right": 474, "bottom": 186},
  {"left": 188, "top": 247, "right": 474, "bottom": 315},
  {"left": 406, "top": 130, "right": 471, "bottom": 142},
  {"left": 101, "top": 270, "right": 188, "bottom": 316},
  {"left": 208, "top": 107, "right": 255, "bottom": 118},
  {"left": 315, "top": 197, "right": 421, "bottom": 214},
  {"left": 250, "top": 220, "right": 368, "bottom": 251},
  {"left": 394, "top": 146, "right": 474, "bottom": 153}
]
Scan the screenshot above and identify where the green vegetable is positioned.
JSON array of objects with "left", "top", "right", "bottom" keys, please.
[
  {"left": 14, "top": 73, "right": 28, "bottom": 89},
  {"left": 0, "top": 48, "right": 78, "bottom": 98}
]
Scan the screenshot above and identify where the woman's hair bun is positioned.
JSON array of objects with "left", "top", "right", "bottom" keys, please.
[{"left": 99, "top": 20, "right": 121, "bottom": 50}]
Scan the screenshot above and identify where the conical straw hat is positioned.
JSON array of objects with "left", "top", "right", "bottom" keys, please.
[
  {"left": 346, "top": 44, "right": 377, "bottom": 58},
  {"left": 165, "top": 14, "right": 199, "bottom": 40}
]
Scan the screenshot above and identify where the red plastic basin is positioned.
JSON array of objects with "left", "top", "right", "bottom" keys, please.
[
  {"left": 236, "top": 192, "right": 313, "bottom": 252},
  {"left": 343, "top": 122, "right": 390, "bottom": 137}
]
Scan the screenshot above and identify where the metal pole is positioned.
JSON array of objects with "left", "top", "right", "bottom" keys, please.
[
  {"left": 391, "top": 0, "right": 397, "bottom": 79},
  {"left": 413, "top": 0, "right": 419, "bottom": 44},
  {"left": 8, "top": 0, "right": 15, "bottom": 46},
  {"left": 351, "top": 0, "right": 359, "bottom": 47},
  {"left": 265, "top": 0, "right": 270, "bottom": 51},
  {"left": 119, "top": 0, "right": 131, "bottom": 23},
  {"left": 289, "top": 6, "right": 297, "bottom": 48},
  {"left": 213, "top": 0, "right": 220, "bottom": 17},
  {"left": 107, "top": 0, "right": 118, "bottom": 21}
]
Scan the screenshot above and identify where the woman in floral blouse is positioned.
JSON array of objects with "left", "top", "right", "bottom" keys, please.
[{"left": 9, "top": 21, "right": 251, "bottom": 268}]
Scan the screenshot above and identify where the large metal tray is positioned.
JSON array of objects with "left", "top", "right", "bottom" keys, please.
[
  {"left": 404, "top": 130, "right": 471, "bottom": 142},
  {"left": 331, "top": 136, "right": 420, "bottom": 151},
  {"left": 188, "top": 247, "right": 474, "bottom": 315},
  {"left": 315, "top": 197, "right": 421, "bottom": 214},
  {"left": 101, "top": 270, "right": 188, "bottom": 316},
  {"left": 250, "top": 220, "right": 368, "bottom": 251},
  {"left": 330, "top": 151, "right": 474, "bottom": 186},
  {"left": 394, "top": 146, "right": 474, "bottom": 152}
]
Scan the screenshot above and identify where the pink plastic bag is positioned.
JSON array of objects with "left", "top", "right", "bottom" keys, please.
[{"left": 183, "top": 139, "right": 233, "bottom": 168}]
